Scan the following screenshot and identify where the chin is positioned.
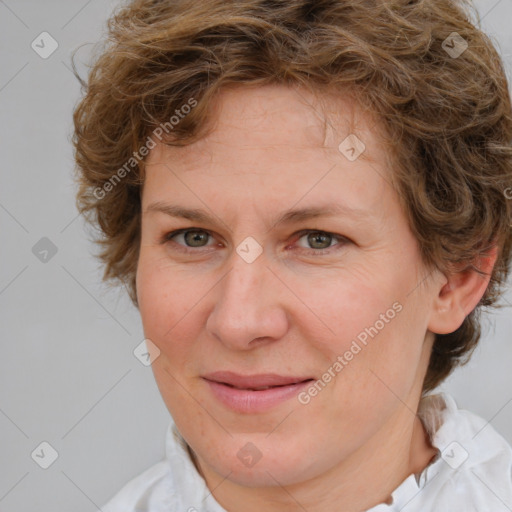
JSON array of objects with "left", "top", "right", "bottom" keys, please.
[{"left": 196, "top": 437, "right": 323, "bottom": 488}]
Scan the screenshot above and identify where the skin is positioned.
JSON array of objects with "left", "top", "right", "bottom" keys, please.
[{"left": 135, "top": 84, "right": 497, "bottom": 512}]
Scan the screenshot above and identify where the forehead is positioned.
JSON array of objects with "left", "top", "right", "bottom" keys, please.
[
  {"left": 150, "top": 84, "right": 390, "bottom": 171},
  {"left": 142, "top": 85, "right": 397, "bottom": 227}
]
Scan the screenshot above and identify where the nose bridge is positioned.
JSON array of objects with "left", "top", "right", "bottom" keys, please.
[
  {"left": 206, "top": 249, "right": 288, "bottom": 348},
  {"left": 219, "top": 252, "right": 269, "bottom": 321}
]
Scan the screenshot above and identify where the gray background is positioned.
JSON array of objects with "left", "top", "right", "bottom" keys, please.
[{"left": 0, "top": 0, "right": 511, "bottom": 510}]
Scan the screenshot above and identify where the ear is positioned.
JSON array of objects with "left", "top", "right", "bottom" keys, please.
[{"left": 427, "top": 245, "right": 498, "bottom": 335}]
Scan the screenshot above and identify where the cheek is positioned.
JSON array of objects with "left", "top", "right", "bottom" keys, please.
[
  {"left": 137, "top": 265, "right": 170, "bottom": 340},
  {"left": 136, "top": 254, "right": 202, "bottom": 337},
  {"left": 136, "top": 266, "right": 192, "bottom": 379},
  {"left": 304, "top": 273, "right": 396, "bottom": 357},
  {"left": 306, "top": 270, "right": 425, "bottom": 399},
  {"left": 136, "top": 257, "right": 205, "bottom": 408}
]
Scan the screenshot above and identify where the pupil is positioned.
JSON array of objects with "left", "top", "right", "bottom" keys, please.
[
  {"left": 310, "top": 232, "right": 330, "bottom": 249},
  {"left": 186, "top": 230, "right": 208, "bottom": 247}
]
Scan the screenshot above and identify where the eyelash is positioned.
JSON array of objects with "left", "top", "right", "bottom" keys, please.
[{"left": 160, "top": 228, "right": 349, "bottom": 256}]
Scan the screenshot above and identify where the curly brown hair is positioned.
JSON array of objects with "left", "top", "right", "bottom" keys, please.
[{"left": 72, "top": 0, "right": 512, "bottom": 394}]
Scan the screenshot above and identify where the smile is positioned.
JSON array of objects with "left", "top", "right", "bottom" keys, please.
[{"left": 202, "top": 372, "right": 314, "bottom": 413}]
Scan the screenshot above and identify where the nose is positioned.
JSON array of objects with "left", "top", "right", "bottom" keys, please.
[{"left": 206, "top": 251, "right": 289, "bottom": 351}]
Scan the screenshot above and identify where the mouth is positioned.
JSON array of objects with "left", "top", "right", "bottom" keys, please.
[
  {"left": 223, "top": 383, "right": 307, "bottom": 391},
  {"left": 202, "top": 371, "right": 314, "bottom": 390},
  {"left": 212, "top": 381, "right": 313, "bottom": 391},
  {"left": 201, "top": 371, "right": 315, "bottom": 413}
]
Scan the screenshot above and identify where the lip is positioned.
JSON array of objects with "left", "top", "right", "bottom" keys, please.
[
  {"left": 202, "top": 371, "right": 313, "bottom": 389},
  {"left": 202, "top": 371, "right": 314, "bottom": 413}
]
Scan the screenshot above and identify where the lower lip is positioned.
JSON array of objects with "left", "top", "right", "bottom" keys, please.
[{"left": 203, "top": 379, "right": 313, "bottom": 413}]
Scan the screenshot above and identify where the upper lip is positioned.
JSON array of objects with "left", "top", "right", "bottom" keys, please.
[{"left": 202, "top": 371, "right": 313, "bottom": 389}]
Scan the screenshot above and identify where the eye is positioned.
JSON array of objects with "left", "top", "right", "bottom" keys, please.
[
  {"left": 161, "top": 228, "right": 348, "bottom": 255},
  {"left": 292, "top": 230, "right": 348, "bottom": 255},
  {"left": 161, "top": 228, "right": 216, "bottom": 251}
]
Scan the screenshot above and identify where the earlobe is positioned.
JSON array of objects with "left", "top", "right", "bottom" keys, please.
[{"left": 428, "top": 245, "right": 498, "bottom": 335}]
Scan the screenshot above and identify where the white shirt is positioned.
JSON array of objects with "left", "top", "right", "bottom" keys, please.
[{"left": 102, "top": 392, "right": 512, "bottom": 511}]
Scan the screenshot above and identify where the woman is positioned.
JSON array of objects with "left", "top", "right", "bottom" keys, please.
[{"left": 72, "top": 0, "right": 512, "bottom": 510}]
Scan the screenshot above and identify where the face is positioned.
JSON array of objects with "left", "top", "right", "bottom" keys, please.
[{"left": 136, "top": 84, "right": 441, "bottom": 488}]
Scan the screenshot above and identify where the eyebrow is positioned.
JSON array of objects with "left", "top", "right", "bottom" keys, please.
[{"left": 144, "top": 201, "right": 372, "bottom": 228}]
